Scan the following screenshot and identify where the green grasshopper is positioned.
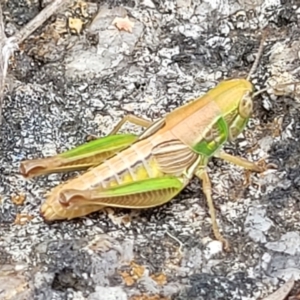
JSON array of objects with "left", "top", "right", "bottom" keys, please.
[{"left": 20, "top": 34, "right": 269, "bottom": 250}]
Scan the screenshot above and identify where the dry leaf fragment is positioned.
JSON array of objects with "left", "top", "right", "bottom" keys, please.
[
  {"left": 120, "top": 271, "right": 135, "bottom": 286},
  {"left": 131, "top": 262, "right": 145, "bottom": 279},
  {"left": 71, "top": 0, "right": 89, "bottom": 18},
  {"left": 119, "top": 262, "right": 146, "bottom": 286},
  {"left": 68, "top": 17, "right": 84, "bottom": 34},
  {"left": 11, "top": 193, "right": 26, "bottom": 206},
  {"left": 150, "top": 273, "right": 167, "bottom": 286},
  {"left": 112, "top": 16, "right": 134, "bottom": 33},
  {"left": 263, "top": 278, "right": 294, "bottom": 300},
  {"left": 86, "top": 234, "right": 113, "bottom": 253},
  {"left": 14, "top": 213, "right": 34, "bottom": 225},
  {"left": 105, "top": 207, "right": 132, "bottom": 226}
]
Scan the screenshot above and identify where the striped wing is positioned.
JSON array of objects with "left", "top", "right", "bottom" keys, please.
[{"left": 152, "top": 139, "right": 198, "bottom": 175}]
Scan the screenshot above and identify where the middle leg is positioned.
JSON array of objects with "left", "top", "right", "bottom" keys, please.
[
  {"left": 215, "top": 151, "right": 268, "bottom": 172},
  {"left": 196, "top": 168, "right": 230, "bottom": 251}
]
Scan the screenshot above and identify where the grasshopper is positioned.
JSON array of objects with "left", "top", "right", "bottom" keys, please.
[{"left": 20, "top": 34, "right": 269, "bottom": 250}]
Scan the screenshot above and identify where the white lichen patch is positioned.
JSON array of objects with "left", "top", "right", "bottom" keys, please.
[{"left": 266, "top": 40, "right": 300, "bottom": 102}]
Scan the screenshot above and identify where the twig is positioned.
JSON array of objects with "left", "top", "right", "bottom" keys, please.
[
  {"left": 13, "top": 0, "right": 70, "bottom": 45},
  {"left": 165, "top": 231, "right": 183, "bottom": 255},
  {"left": 0, "top": 3, "right": 7, "bottom": 124},
  {"left": 0, "top": 0, "right": 72, "bottom": 124},
  {"left": 263, "top": 278, "right": 294, "bottom": 300},
  {"left": 0, "top": 17, "right": 4, "bottom": 123}
]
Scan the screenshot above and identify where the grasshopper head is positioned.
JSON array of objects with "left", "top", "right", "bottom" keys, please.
[{"left": 209, "top": 78, "right": 254, "bottom": 141}]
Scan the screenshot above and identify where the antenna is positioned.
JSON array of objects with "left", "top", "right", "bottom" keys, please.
[{"left": 246, "top": 30, "right": 268, "bottom": 81}]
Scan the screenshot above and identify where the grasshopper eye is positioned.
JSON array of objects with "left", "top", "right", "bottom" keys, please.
[{"left": 238, "top": 92, "right": 253, "bottom": 119}]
